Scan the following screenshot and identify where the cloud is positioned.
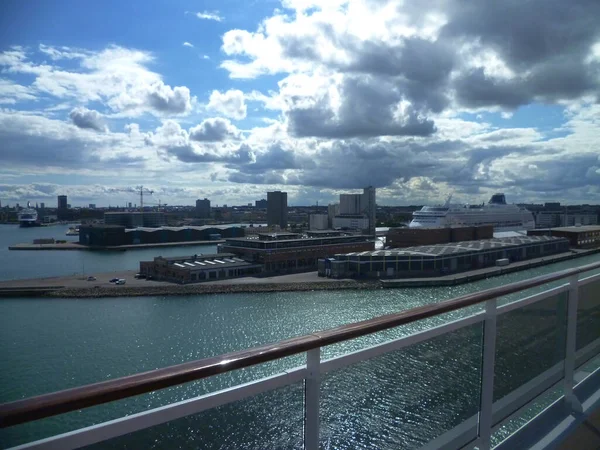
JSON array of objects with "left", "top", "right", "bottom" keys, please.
[
  {"left": 0, "top": 45, "right": 195, "bottom": 117},
  {"left": 189, "top": 118, "right": 242, "bottom": 142},
  {"left": 0, "top": 79, "right": 37, "bottom": 104},
  {"left": 146, "top": 120, "right": 251, "bottom": 164},
  {"left": 0, "top": 110, "right": 145, "bottom": 171},
  {"left": 69, "top": 107, "right": 108, "bottom": 132},
  {"left": 207, "top": 89, "right": 246, "bottom": 120},
  {"left": 195, "top": 11, "right": 223, "bottom": 22},
  {"left": 183, "top": 42, "right": 194, "bottom": 48},
  {"left": 284, "top": 74, "right": 436, "bottom": 138}
]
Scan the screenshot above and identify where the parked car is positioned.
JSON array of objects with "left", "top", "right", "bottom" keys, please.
[
  {"left": 115, "top": 279, "right": 126, "bottom": 285},
  {"left": 86, "top": 276, "right": 97, "bottom": 281},
  {"left": 109, "top": 278, "right": 119, "bottom": 283},
  {"left": 134, "top": 273, "right": 146, "bottom": 279}
]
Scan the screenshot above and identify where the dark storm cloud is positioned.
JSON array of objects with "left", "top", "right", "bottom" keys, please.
[
  {"left": 286, "top": 75, "right": 436, "bottom": 138},
  {"left": 165, "top": 142, "right": 253, "bottom": 164},
  {"left": 69, "top": 107, "right": 108, "bottom": 132},
  {"left": 443, "top": 0, "right": 600, "bottom": 69},
  {"left": 445, "top": 0, "right": 600, "bottom": 109}
]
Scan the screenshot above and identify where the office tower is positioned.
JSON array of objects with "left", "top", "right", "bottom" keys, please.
[{"left": 267, "top": 191, "right": 288, "bottom": 229}]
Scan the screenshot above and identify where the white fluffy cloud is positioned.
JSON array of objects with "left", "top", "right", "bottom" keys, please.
[
  {"left": 0, "top": 45, "right": 195, "bottom": 117},
  {"left": 207, "top": 89, "right": 247, "bottom": 120}
]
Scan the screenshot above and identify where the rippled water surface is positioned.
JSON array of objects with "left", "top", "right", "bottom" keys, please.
[{"left": 1, "top": 223, "right": 599, "bottom": 448}]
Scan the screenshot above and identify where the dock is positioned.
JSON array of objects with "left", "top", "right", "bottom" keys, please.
[{"left": 9, "top": 240, "right": 225, "bottom": 251}]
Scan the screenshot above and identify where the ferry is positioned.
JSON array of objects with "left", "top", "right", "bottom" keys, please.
[
  {"left": 18, "top": 203, "right": 40, "bottom": 227},
  {"left": 409, "top": 193, "right": 535, "bottom": 231},
  {"left": 66, "top": 226, "right": 80, "bottom": 236}
]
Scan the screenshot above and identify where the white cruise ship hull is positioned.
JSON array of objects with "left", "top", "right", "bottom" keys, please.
[{"left": 409, "top": 193, "right": 535, "bottom": 231}]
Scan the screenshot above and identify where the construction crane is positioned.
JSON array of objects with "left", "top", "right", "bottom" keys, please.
[{"left": 136, "top": 186, "right": 154, "bottom": 211}]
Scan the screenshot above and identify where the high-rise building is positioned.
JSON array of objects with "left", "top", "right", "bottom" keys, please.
[
  {"left": 57, "top": 195, "right": 68, "bottom": 220},
  {"left": 40, "top": 202, "right": 45, "bottom": 209},
  {"left": 267, "top": 191, "right": 288, "bottom": 229},
  {"left": 58, "top": 195, "right": 67, "bottom": 210},
  {"left": 195, "top": 198, "right": 211, "bottom": 219},
  {"left": 128, "top": 202, "right": 132, "bottom": 209},
  {"left": 89, "top": 204, "right": 96, "bottom": 209},
  {"left": 255, "top": 199, "right": 268, "bottom": 209},
  {"left": 362, "top": 186, "right": 376, "bottom": 236}
]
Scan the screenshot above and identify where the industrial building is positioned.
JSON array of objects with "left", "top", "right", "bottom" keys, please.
[
  {"left": 318, "top": 235, "right": 570, "bottom": 279},
  {"left": 104, "top": 212, "right": 166, "bottom": 228},
  {"left": 309, "top": 213, "right": 329, "bottom": 230},
  {"left": 79, "top": 225, "right": 244, "bottom": 247},
  {"left": 218, "top": 232, "right": 374, "bottom": 273},
  {"left": 386, "top": 225, "right": 494, "bottom": 248},
  {"left": 331, "top": 186, "right": 376, "bottom": 235},
  {"left": 267, "top": 191, "right": 288, "bottom": 229},
  {"left": 139, "top": 253, "right": 262, "bottom": 284},
  {"left": 528, "top": 225, "right": 600, "bottom": 248}
]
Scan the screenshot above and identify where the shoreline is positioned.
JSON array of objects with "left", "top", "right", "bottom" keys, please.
[
  {"left": 8, "top": 239, "right": 224, "bottom": 251},
  {"left": 1, "top": 248, "right": 598, "bottom": 299}
]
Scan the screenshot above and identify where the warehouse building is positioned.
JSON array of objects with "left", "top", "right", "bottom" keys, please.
[
  {"left": 318, "top": 235, "right": 569, "bottom": 279},
  {"left": 528, "top": 225, "right": 600, "bottom": 248},
  {"left": 104, "top": 212, "right": 166, "bottom": 228},
  {"left": 218, "top": 232, "right": 374, "bottom": 273},
  {"left": 79, "top": 225, "right": 244, "bottom": 247},
  {"left": 139, "top": 253, "right": 262, "bottom": 284},
  {"left": 386, "top": 225, "right": 493, "bottom": 248}
]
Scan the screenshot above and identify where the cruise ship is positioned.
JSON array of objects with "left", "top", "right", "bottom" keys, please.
[
  {"left": 17, "top": 203, "right": 40, "bottom": 227},
  {"left": 409, "top": 193, "right": 535, "bottom": 231}
]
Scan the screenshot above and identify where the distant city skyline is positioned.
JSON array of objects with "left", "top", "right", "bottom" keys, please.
[{"left": 0, "top": 1, "right": 599, "bottom": 207}]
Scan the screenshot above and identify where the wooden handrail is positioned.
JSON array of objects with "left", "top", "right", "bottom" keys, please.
[{"left": 1, "top": 260, "right": 599, "bottom": 428}]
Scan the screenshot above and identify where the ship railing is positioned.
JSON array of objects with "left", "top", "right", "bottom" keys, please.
[{"left": 1, "top": 261, "right": 600, "bottom": 449}]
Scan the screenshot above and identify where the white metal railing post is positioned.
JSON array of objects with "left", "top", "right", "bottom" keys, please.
[
  {"left": 305, "top": 348, "right": 321, "bottom": 450},
  {"left": 479, "top": 298, "right": 498, "bottom": 450},
  {"left": 563, "top": 274, "right": 580, "bottom": 411}
]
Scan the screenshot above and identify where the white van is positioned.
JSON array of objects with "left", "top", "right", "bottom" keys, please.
[{"left": 115, "top": 279, "right": 126, "bottom": 285}]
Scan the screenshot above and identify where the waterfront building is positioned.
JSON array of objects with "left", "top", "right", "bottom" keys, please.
[
  {"left": 139, "top": 253, "right": 262, "bottom": 284},
  {"left": 195, "top": 198, "right": 211, "bottom": 219},
  {"left": 267, "top": 191, "right": 288, "bottom": 229},
  {"left": 80, "top": 224, "right": 244, "bottom": 247},
  {"left": 104, "top": 211, "right": 166, "bottom": 228},
  {"left": 218, "top": 232, "right": 374, "bottom": 273},
  {"left": 319, "top": 235, "right": 569, "bottom": 279},
  {"left": 528, "top": 225, "right": 600, "bottom": 248},
  {"left": 386, "top": 225, "right": 493, "bottom": 248}
]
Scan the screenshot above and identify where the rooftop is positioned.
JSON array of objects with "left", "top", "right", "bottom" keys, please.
[
  {"left": 546, "top": 226, "right": 600, "bottom": 233},
  {"left": 150, "top": 253, "right": 258, "bottom": 270},
  {"left": 344, "top": 235, "right": 566, "bottom": 258}
]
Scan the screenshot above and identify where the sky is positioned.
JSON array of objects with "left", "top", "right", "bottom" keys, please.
[{"left": 0, "top": 0, "right": 599, "bottom": 208}]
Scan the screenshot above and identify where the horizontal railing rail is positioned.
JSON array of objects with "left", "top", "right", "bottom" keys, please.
[{"left": 1, "top": 260, "right": 599, "bottom": 430}]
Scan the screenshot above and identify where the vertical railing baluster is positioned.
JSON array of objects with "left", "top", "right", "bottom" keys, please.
[
  {"left": 564, "top": 274, "right": 579, "bottom": 410},
  {"left": 479, "top": 298, "right": 498, "bottom": 450},
  {"left": 305, "top": 348, "right": 321, "bottom": 450}
]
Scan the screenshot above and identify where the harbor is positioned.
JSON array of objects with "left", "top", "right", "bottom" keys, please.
[{"left": 1, "top": 251, "right": 599, "bottom": 448}]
